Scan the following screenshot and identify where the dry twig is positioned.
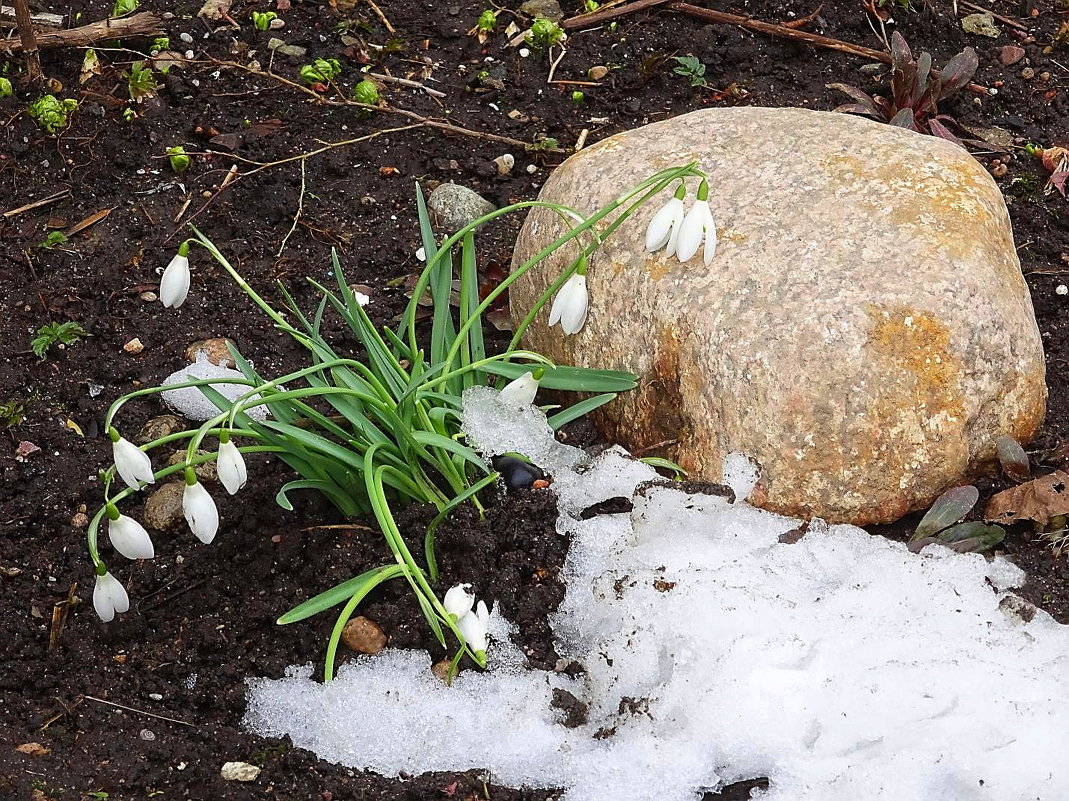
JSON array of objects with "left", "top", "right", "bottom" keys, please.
[
  {"left": 10, "top": 0, "right": 41, "bottom": 82},
  {"left": 0, "top": 11, "right": 162, "bottom": 52}
]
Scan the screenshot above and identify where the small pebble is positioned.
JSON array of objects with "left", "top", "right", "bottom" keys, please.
[
  {"left": 519, "top": 47, "right": 531, "bottom": 58},
  {"left": 221, "top": 762, "right": 261, "bottom": 782},
  {"left": 1056, "top": 285, "right": 1068, "bottom": 296},
  {"left": 185, "top": 50, "right": 194, "bottom": 60},
  {"left": 269, "top": 17, "right": 285, "bottom": 29},
  {"left": 139, "top": 729, "right": 156, "bottom": 741},
  {"left": 179, "top": 32, "right": 193, "bottom": 43},
  {"left": 526, "top": 164, "right": 537, "bottom": 174},
  {"left": 1020, "top": 67, "right": 1035, "bottom": 80},
  {"left": 149, "top": 693, "right": 164, "bottom": 701},
  {"left": 123, "top": 338, "right": 145, "bottom": 354},
  {"left": 140, "top": 291, "right": 157, "bottom": 302},
  {"left": 587, "top": 65, "right": 609, "bottom": 80}
]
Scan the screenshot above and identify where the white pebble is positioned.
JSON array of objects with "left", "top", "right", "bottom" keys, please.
[{"left": 1057, "top": 284, "right": 1068, "bottom": 296}]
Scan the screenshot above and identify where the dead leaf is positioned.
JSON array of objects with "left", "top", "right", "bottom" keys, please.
[
  {"left": 80, "top": 48, "right": 102, "bottom": 84},
  {"left": 985, "top": 470, "right": 1069, "bottom": 527},
  {"left": 1039, "top": 146, "right": 1069, "bottom": 198},
  {"left": 208, "top": 120, "right": 285, "bottom": 151},
  {"left": 16, "top": 742, "right": 49, "bottom": 756},
  {"left": 65, "top": 208, "right": 113, "bottom": 238},
  {"left": 198, "top": 0, "right": 233, "bottom": 20}
]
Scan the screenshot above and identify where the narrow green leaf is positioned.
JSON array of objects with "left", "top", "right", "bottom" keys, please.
[
  {"left": 547, "top": 392, "right": 618, "bottom": 430},
  {"left": 278, "top": 564, "right": 405, "bottom": 625},
  {"left": 483, "top": 361, "right": 638, "bottom": 392}
]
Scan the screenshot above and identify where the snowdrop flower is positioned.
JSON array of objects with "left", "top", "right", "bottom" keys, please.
[
  {"left": 106, "top": 505, "right": 155, "bottom": 560},
  {"left": 183, "top": 469, "right": 219, "bottom": 544},
  {"left": 498, "top": 368, "right": 544, "bottom": 408},
  {"left": 110, "top": 428, "right": 155, "bottom": 490},
  {"left": 456, "top": 600, "right": 490, "bottom": 656},
  {"left": 645, "top": 183, "right": 686, "bottom": 256},
  {"left": 160, "top": 242, "right": 191, "bottom": 309},
  {"left": 93, "top": 566, "right": 130, "bottom": 623},
  {"left": 675, "top": 179, "right": 717, "bottom": 266},
  {"left": 443, "top": 583, "right": 475, "bottom": 620},
  {"left": 548, "top": 260, "right": 589, "bottom": 335},
  {"left": 216, "top": 436, "right": 247, "bottom": 496}
]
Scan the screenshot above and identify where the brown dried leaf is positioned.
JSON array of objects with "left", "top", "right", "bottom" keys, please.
[
  {"left": 16, "top": 742, "right": 49, "bottom": 757},
  {"left": 985, "top": 471, "right": 1069, "bottom": 528}
]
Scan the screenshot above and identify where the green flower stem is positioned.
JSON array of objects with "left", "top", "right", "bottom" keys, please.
[
  {"left": 87, "top": 445, "right": 283, "bottom": 567},
  {"left": 439, "top": 164, "right": 700, "bottom": 384},
  {"left": 189, "top": 227, "right": 289, "bottom": 328},
  {"left": 104, "top": 377, "right": 258, "bottom": 431}
]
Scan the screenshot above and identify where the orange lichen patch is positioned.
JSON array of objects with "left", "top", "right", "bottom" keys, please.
[{"left": 866, "top": 304, "right": 962, "bottom": 417}]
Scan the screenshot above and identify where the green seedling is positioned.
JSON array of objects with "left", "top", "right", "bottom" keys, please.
[
  {"left": 299, "top": 58, "right": 342, "bottom": 85},
  {"left": 31, "top": 321, "right": 88, "bottom": 359},
  {"left": 150, "top": 36, "right": 170, "bottom": 53},
  {"left": 571, "top": 90, "right": 584, "bottom": 103},
  {"left": 672, "top": 54, "right": 708, "bottom": 87},
  {"left": 353, "top": 78, "right": 380, "bottom": 105},
  {"left": 252, "top": 11, "right": 277, "bottom": 30},
  {"left": 0, "top": 399, "right": 24, "bottom": 428},
  {"left": 167, "top": 146, "right": 191, "bottom": 173},
  {"left": 125, "top": 61, "right": 160, "bottom": 102},
  {"left": 111, "top": 0, "right": 138, "bottom": 16},
  {"left": 39, "top": 231, "right": 68, "bottom": 249},
  {"left": 526, "top": 16, "right": 564, "bottom": 50},
  {"left": 0, "top": 77, "right": 12, "bottom": 98},
  {"left": 584, "top": 0, "right": 600, "bottom": 10},
  {"left": 28, "top": 95, "right": 78, "bottom": 134},
  {"left": 476, "top": 9, "right": 497, "bottom": 32}
]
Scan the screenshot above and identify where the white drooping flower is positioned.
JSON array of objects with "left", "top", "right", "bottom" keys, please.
[
  {"left": 675, "top": 179, "right": 717, "bottom": 266},
  {"left": 93, "top": 569, "right": 130, "bottom": 622},
  {"left": 160, "top": 243, "right": 191, "bottom": 309},
  {"left": 108, "top": 509, "right": 155, "bottom": 560},
  {"left": 111, "top": 430, "right": 155, "bottom": 491},
  {"left": 456, "top": 600, "right": 490, "bottom": 655},
  {"left": 217, "top": 439, "right": 248, "bottom": 496},
  {"left": 443, "top": 583, "right": 475, "bottom": 620},
  {"left": 183, "top": 474, "right": 219, "bottom": 544},
  {"left": 498, "top": 369, "right": 543, "bottom": 408},
  {"left": 645, "top": 183, "right": 686, "bottom": 256},
  {"left": 548, "top": 266, "right": 589, "bottom": 336}
]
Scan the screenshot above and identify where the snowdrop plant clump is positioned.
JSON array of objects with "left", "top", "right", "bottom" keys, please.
[{"left": 83, "top": 164, "right": 707, "bottom": 676}]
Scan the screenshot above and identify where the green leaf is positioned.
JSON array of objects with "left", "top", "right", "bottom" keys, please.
[
  {"left": 411, "top": 430, "right": 488, "bottom": 470},
  {"left": 547, "top": 392, "right": 618, "bottom": 430},
  {"left": 483, "top": 361, "right": 637, "bottom": 392},
  {"left": 278, "top": 564, "right": 405, "bottom": 624},
  {"left": 913, "top": 485, "right": 979, "bottom": 540}
]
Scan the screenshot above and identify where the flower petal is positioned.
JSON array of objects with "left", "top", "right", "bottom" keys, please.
[
  {"left": 217, "top": 441, "right": 248, "bottom": 496},
  {"left": 558, "top": 274, "right": 588, "bottom": 335},
  {"left": 183, "top": 481, "right": 220, "bottom": 544},
  {"left": 113, "top": 438, "right": 155, "bottom": 491},
  {"left": 703, "top": 208, "right": 718, "bottom": 266},
  {"left": 160, "top": 254, "right": 190, "bottom": 309},
  {"left": 498, "top": 372, "right": 539, "bottom": 407},
  {"left": 645, "top": 197, "right": 683, "bottom": 252},
  {"left": 675, "top": 201, "right": 708, "bottom": 263},
  {"left": 109, "top": 515, "right": 155, "bottom": 560},
  {"left": 444, "top": 584, "right": 475, "bottom": 619}
]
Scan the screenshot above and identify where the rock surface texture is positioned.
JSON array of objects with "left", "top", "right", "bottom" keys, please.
[{"left": 509, "top": 107, "right": 1046, "bottom": 524}]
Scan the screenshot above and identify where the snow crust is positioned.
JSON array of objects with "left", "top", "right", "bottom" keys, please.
[
  {"left": 244, "top": 390, "right": 1069, "bottom": 800},
  {"left": 161, "top": 353, "right": 268, "bottom": 421}
]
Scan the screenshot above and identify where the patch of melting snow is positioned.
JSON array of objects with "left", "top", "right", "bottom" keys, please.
[{"left": 245, "top": 388, "right": 1069, "bottom": 801}]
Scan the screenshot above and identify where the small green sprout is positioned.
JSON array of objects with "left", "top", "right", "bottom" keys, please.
[
  {"left": 476, "top": 9, "right": 497, "bottom": 32},
  {"left": 583, "top": 0, "right": 600, "bottom": 11},
  {"left": 125, "top": 61, "right": 160, "bottom": 102},
  {"left": 122, "top": 107, "right": 136, "bottom": 122},
  {"left": 166, "top": 146, "right": 191, "bottom": 173},
  {"left": 526, "top": 16, "right": 564, "bottom": 50},
  {"left": 252, "top": 11, "right": 277, "bottom": 30},
  {"left": 150, "top": 36, "right": 170, "bottom": 53},
  {"left": 0, "top": 399, "right": 24, "bottom": 428},
  {"left": 39, "top": 231, "right": 69, "bottom": 249},
  {"left": 353, "top": 78, "right": 380, "bottom": 105},
  {"left": 299, "top": 58, "right": 342, "bottom": 85},
  {"left": 571, "top": 90, "right": 584, "bottom": 103},
  {"left": 531, "top": 135, "right": 559, "bottom": 151},
  {"left": 111, "top": 0, "right": 139, "bottom": 17},
  {"left": 672, "top": 54, "right": 708, "bottom": 87},
  {"left": 0, "top": 77, "right": 12, "bottom": 98},
  {"left": 31, "top": 321, "right": 88, "bottom": 359},
  {"left": 28, "top": 95, "right": 78, "bottom": 134}
]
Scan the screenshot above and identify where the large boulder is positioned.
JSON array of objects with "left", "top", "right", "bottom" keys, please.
[{"left": 509, "top": 107, "right": 1046, "bottom": 525}]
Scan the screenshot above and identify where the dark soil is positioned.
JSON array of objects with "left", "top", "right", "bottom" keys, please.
[{"left": 2, "top": 0, "right": 1069, "bottom": 798}]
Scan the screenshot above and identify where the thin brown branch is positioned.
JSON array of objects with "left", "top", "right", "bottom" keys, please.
[
  {"left": 11, "top": 0, "right": 41, "bottom": 81},
  {"left": 562, "top": 0, "right": 672, "bottom": 29},
  {"left": 0, "top": 11, "right": 162, "bottom": 52}
]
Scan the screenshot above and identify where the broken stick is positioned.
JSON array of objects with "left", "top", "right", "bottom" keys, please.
[
  {"left": 10, "top": 0, "right": 41, "bottom": 81},
  {"left": 0, "top": 11, "right": 162, "bottom": 52}
]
